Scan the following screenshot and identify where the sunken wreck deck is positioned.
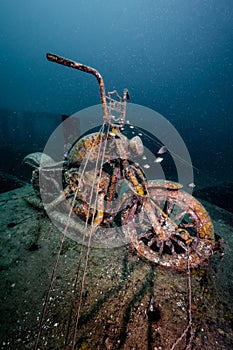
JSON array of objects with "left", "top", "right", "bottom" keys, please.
[{"left": 0, "top": 184, "right": 233, "bottom": 350}]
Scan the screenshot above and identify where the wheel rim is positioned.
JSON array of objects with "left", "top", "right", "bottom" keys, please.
[{"left": 122, "top": 181, "right": 215, "bottom": 270}]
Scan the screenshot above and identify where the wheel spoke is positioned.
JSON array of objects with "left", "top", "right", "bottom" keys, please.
[
  {"left": 122, "top": 182, "right": 217, "bottom": 270},
  {"left": 166, "top": 201, "right": 174, "bottom": 214},
  {"left": 173, "top": 210, "right": 186, "bottom": 222}
]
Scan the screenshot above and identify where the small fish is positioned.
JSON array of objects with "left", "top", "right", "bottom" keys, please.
[
  {"left": 157, "top": 146, "right": 167, "bottom": 154},
  {"left": 138, "top": 133, "right": 142, "bottom": 136},
  {"left": 142, "top": 155, "right": 147, "bottom": 160},
  {"left": 147, "top": 296, "right": 155, "bottom": 313},
  {"left": 129, "top": 125, "right": 134, "bottom": 129},
  {"left": 143, "top": 164, "right": 150, "bottom": 169},
  {"left": 188, "top": 182, "right": 196, "bottom": 188},
  {"left": 154, "top": 157, "right": 163, "bottom": 163},
  {"left": 144, "top": 295, "right": 155, "bottom": 319},
  {"left": 145, "top": 295, "right": 161, "bottom": 322}
]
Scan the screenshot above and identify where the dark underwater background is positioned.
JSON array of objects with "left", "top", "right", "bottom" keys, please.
[{"left": 0, "top": 0, "right": 232, "bottom": 191}]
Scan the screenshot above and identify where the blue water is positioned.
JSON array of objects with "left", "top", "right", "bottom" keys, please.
[{"left": 0, "top": 0, "right": 233, "bottom": 185}]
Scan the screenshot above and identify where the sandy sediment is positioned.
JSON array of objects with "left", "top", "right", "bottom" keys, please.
[{"left": 0, "top": 184, "right": 232, "bottom": 350}]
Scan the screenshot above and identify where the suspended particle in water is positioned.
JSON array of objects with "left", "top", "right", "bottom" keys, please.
[{"left": 154, "top": 157, "right": 163, "bottom": 163}]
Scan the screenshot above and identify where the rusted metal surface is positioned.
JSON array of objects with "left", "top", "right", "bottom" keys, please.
[
  {"left": 122, "top": 181, "right": 219, "bottom": 270},
  {"left": 24, "top": 54, "right": 222, "bottom": 270},
  {"left": 21, "top": 53, "right": 225, "bottom": 349}
]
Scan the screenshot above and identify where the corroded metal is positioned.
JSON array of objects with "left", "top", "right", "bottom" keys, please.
[
  {"left": 122, "top": 180, "right": 218, "bottom": 270},
  {"left": 47, "top": 53, "right": 108, "bottom": 123},
  {"left": 63, "top": 130, "right": 148, "bottom": 235},
  {"left": 24, "top": 54, "right": 222, "bottom": 270}
]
